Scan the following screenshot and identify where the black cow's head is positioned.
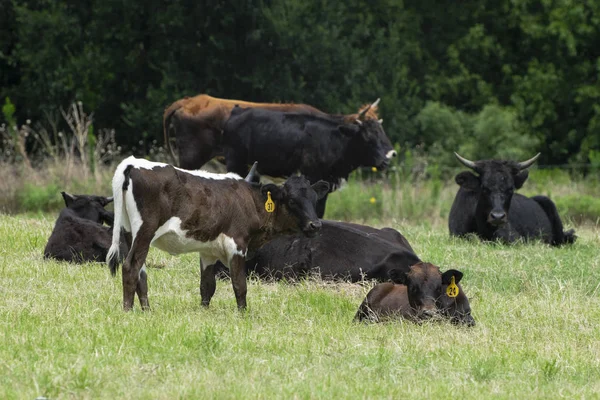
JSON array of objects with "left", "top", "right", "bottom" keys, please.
[
  {"left": 454, "top": 152, "right": 540, "bottom": 227},
  {"left": 352, "top": 99, "right": 397, "bottom": 170},
  {"left": 261, "top": 176, "right": 329, "bottom": 238},
  {"left": 390, "top": 262, "right": 464, "bottom": 321},
  {"left": 61, "top": 192, "right": 114, "bottom": 226}
]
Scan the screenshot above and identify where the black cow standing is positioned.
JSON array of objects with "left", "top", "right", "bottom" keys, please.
[
  {"left": 448, "top": 153, "right": 576, "bottom": 246},
  {"left": 44, "top": 192, "right": 129, "bottom": 263},
  {"left": 222, "top": 101, "right": 396, "bottom": 217}
]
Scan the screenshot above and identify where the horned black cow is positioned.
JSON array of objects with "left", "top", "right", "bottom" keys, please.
[
  {"left": 44, "top": 192, "right": 128, "bottom": 263},
  {"left": 106, "top": 157, "right": 329, "bottom": 311},
  {"left": 354, "top": 262, "right": 474, "bottom": 326},
  {"left": 448, "top": 152, "right": 576, "bottom": 246},
  {"left": 222, "top": 101, "right": 396, "bottom": 217}
]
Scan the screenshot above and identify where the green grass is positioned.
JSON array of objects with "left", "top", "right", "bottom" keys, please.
[{"left": 1, "top": 214, "right": 600, "bottom": 399}]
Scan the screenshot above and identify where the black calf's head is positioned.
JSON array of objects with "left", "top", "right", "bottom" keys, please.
[
  {"left": 352, "top": 99, "right": 397, "bottom": 170},
  {"left": 61, "top": 192, "right": 114, "bottom": 225},
  {"left": 262, "top": 176, "right": 329, "bottom": 237},
  {"left": 454, "top": 152, "right": 540, "bottom": 227}
]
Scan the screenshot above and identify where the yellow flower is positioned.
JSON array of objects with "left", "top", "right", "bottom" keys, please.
[
  {"left": 371, "top": 167, "right": 377, "bottom": 172},
  {"left": 370, "top": 197, "right": 377, "bottom": 204}
]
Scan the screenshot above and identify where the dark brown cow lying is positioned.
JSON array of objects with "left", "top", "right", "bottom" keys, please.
[
  {"left": 355, "top": 262, "right": 475, "bottom": 326},
  {"left": 44, "top": 192, "right": 128, "bottom": 263},
  {"left": 106, "top": 156, "right": 329, "bottom": 311}
]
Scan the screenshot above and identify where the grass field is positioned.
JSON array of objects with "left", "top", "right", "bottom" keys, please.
[{"left": 1, "top": 214, "right": 599, "bottom": 399}]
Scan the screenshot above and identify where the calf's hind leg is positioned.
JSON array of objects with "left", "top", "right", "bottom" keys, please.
[
  {"left": 229, "top": 254, "right": 247, "bottom": 310},
  {"left": 122, "top": 231, "right": 153, "bottom": 311}
]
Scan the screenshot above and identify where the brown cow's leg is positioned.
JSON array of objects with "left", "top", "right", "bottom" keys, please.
[
  {"left": 122, "top": 232, "right": 152, "bottom": 311},
  {"left": 200, "top": 257, "right": 217, "bottom": 307},
  {"left": 229, "top": 254, "right": 247, "bottom": 311},
  {"left": 136, "top": 265, "right": 150, "bottom": 310}
]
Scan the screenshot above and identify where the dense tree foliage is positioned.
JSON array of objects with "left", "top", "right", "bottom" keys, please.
[{"left": 1, "top": 0, "right": 599, "bottom": 166}]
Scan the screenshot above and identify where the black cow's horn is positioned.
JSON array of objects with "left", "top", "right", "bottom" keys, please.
[
  {"left": 357, "top": 98, "right": 381, "bottom": 120},
  {"left": 454, "top": 152, "right": 477, "bottom": 170},
  {"left": 245, "top": 161, "right": 258, "bottom": 182},
  {"left": 371, "top": 98, "right": 380, "bottom": 108},
  {"left": 106, "top": 196, "right": 114, "bottom": 203},
  {"left": 516, "top": 153, "right": 541, "bottom": 170}
]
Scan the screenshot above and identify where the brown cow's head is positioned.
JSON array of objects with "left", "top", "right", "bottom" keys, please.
[
  {"left": 61, "top": 192, "right": 114, "bottom": 226},
  {"left": 261, "top": 176, "right": 329, "bottom": 238},
  {"left": 389, "top": 262, "right": 464, "bottom": 321}
]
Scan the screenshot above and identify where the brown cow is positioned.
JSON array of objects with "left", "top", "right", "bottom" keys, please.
[
  {"left": 106, "top": 156, "right": 329, "bottom": 311},
  {"left": 163, "top": 94, "right": 382, "bottom": 169},
  {"left": 354, "top": 262, "right": 475, "bottom": 326}
]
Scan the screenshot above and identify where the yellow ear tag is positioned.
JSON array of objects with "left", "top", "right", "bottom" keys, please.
[
  {"left": 265, "top": 191, "right": 275, "bottom": 213},
  {"left": 446, "top": 276, "right": 459, "bottom": 298},
  {"left": 371, "top": 167, "right": 378, "bottom": 172}
]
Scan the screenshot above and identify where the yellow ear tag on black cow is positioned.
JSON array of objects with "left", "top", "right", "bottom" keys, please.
[
  {"left": 265, "top": 191, "right": 275, "bottom": 213},
  {"left": 446, "top": 276, "right": 459, "bottom": 298}
]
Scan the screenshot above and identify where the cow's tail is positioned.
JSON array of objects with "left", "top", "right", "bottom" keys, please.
[
  {"left": 106, "top": 157, "right": 134, "bottom": 275},
  {"left": 532, "top": 195, "right": 577, "bottom": 246},
  {"left": 163, "top": 100, "right": 184, "bottom": 165}
]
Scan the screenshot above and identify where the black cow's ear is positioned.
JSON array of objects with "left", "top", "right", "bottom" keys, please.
[
  {"left": 388, "top": 268, "right": 408, "bottom": 285},
  {"left": 513, "top": 170, "right": 529, "bottom": 189},
  {"left": 311, "top": 181, "right": 330, "bottom": 200},
  {"left": 61, "top": 191, "right": 77, "bottom": 207},
  {"left": 442, "top": 269, "right": 463, "bottom": 285},
  {"left": 261, "top": 184, "right": 283, "bottom": 201},
  {"left": 455, "top": 171, "right": 480, "bottom": 191}
]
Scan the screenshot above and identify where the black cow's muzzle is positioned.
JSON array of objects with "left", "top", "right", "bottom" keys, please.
[
  {"left": 487, "top": 211, "right": 507, "bottom": 226},
  {"left": 303, "top": 220, "right": 322, "bottom": 237}
]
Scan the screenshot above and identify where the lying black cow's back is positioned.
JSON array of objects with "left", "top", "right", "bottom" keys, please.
[{"left": 245, "top": 221, "right": 420, "bottom": 282}]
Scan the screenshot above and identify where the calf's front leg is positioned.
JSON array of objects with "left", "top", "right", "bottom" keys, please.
[{"left": 200, "top": 257, "right": 217, "bottom": 307}]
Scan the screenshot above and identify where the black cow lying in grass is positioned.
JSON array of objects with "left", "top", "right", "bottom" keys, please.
[
  {"left": 213, "top": 220, "right": 475, "bottom": 325},
  {"left": 449, "top": 152, "right": 576, "bottom": 246},
  {"left": 44, "top": 192, "right": 128, "bottom": 263},
  {"left": 354, "top": 262, "right": 475, "bottom": 326}
]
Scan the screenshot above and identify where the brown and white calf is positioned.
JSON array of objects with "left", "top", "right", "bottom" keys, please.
[
  {"left": 354, "top": 262, "right": 475, "bottom": 326},
  {"left": 106, "top": 156, "right": 329, "bottom": 311}
]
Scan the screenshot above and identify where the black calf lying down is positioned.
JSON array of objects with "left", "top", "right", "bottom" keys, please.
[
  {"left": 228, "top": 220, "right": 420, "bottom": 282},
  {"left": 44, "top": 192, "right": 128, "bottom": 263},
  {"left": 354, "top": 262, "right": 475, "bottom": 326}
]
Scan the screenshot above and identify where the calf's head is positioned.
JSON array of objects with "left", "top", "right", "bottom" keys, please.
[
  {"left": 261, "top": 176, "right": 329, "bottom": 237},
  {"left": 351, "top": 99, "right": 396, "bottom": 170},
  {"left": 389, "top": 262, "right": 464, "bottom": 321},
  {"left": 454, "top": 152, "right": 540, "bottom": 227},
  {"left": 61, "top": 192, "right": 114, "bottom": 225}
]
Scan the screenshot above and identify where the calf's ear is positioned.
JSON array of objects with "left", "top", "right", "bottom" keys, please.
[
  {"left": 261, "top": 184, "right": 283, "bottom": 201},
  {"left": 513, "top": 170, "right": 529, "bottom": 189},
  {"left": 61, "top": 192, "right": 77, "bottom": 207},
  {"left": 455, "top": 172, "right": 480, "bottom": 191},
  {"left": 442, "top": 269, "right": 464, "bottom": 285},
  {"left": 311, "top": 181, "right": 330, "bottom": 200}
]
